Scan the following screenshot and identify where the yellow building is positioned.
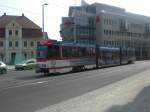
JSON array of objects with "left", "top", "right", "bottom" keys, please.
[{"left": 0, "top": 13, "right": 42, "bottom": 64}]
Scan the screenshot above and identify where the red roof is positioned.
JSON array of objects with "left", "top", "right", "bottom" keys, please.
[
  {"left": 40, "top": 39, "right": 53, "bottom": 45},
  {"left": 0, "top": 14, "right": 40, "bottom": 29}
]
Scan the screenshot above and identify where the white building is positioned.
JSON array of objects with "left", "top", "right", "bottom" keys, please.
[{"left": 0, "top": 13, "right": 42, "bottom": 64}]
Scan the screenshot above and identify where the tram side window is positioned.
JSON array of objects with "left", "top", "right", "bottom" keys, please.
[
  {"left": 78, "top": 47, "right": 95, "bottom": 57},
  {"left": 79, "top": 47, "right": 87, "bottom": 57},
  {"left": 72, "top": 47, "right": 78, "bottom": 57},
  {"left": 122, "top": 49, "right": 127, "bottom": 57},
  {"left": 113, "top": 52, "right": 119, "bottom": 60},
  {"left": 62, "top": 46, "right": 95, "bottom": 58},
  {"left": 102, "top": 51, "right": 112, "bottom": 61},
  {"left": 62, "top": 47, "right": 79, "bottom": 57},
  {"left": 62, "top": 47, "right": 71, "bottom": 57},
  {"left": 86, "top": 47, "right": 95, "bottom": 56},
  {"left": 47, "top": 46, "right": 60, "bottom": 58}
]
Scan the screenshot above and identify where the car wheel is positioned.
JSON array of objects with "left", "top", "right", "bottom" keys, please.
[
  {"left": 1, "top": 69, "right": 6, "bottom": 74},
  {"left": 22, "top": 66, "right": 26, "bottom": 70}
]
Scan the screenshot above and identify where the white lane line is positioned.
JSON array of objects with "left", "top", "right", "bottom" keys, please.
[
  {"left": 0, "top": 80, "right": 49, "bottom": 92},
  {"left": 30, "top": 81, "right": 48, "bottom": 85}
]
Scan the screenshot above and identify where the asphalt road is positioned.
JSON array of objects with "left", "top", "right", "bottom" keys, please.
[{"left": 0, "top": 61, "right": 150, "bottom": 112}]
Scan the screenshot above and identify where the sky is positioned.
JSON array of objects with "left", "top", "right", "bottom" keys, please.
[{"left": 0, "top": 0, "right": 150, "bottom": 40}]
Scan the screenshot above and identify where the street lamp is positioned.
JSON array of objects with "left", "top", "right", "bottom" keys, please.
[{"left": 42, "top": 3, "right": 48, "bottom": 39}]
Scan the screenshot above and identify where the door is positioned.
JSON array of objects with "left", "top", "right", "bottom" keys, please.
[{"left": 10, "top": 52, "right": 16, "bottom": 64}]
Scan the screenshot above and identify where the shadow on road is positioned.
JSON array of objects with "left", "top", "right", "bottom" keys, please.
[
  {"left": 105, "top": 85, "right": 150, "bottom": 112},
  {"left": 15, "top": 67, "right": 117, "bottom": 80},
  {"left": 16, "top": 68, "right": 95, "bottom": 80},
  {"left": 16, "top": 71, "right": 80, "bottom": 80}
]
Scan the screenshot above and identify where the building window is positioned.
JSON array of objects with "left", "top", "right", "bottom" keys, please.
[
  {"left": 15, "top": 41, "right": 18, "bottom": 47},
  {"left": 24, "top": 41, "right": 27, "bottom": 47},
  {"left": 30, "top": 41, "right": 34, "bottom": 47},
  {"left": 9, "top": 41, "right": 12, "bottom": 47},
  {"left": 104, "top": 30, "right": 106, "bottom": 35},
  {"left": 15, "top": 30, "right": 18, "bottom": 36},
  {"left": 109, "top": 30, "right": 111, "bottom": 35},
  {"left": 0, "top": 41, "right": 3, "bottom": 47},
  {"left": 9, "top": 30, "right": 12, "bottom": 35}
]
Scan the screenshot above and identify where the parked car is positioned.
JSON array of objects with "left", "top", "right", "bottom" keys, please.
[
  {"left": 15, "top": 59, "right": 37, "bottom": 70},
  {"left": 0, "top": 61, "right": 7, "bottom": 74}
]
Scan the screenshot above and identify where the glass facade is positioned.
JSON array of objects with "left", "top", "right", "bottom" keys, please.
[{"left": 60, "top": 3, "right": 150, "bottom": 60}]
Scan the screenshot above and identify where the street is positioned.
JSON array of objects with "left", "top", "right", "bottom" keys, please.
[{"left": 0, "top": 61, "right": 150, "bottom": 112}]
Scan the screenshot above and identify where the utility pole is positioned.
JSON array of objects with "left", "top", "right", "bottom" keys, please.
[
  {"left": 42, "top": 3, "right": 48, "bottom": 39},
  {"left": 73, "top": 0, "right": 77, "bottom": 43}
]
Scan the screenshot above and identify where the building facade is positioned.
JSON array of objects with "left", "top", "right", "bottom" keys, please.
[
  {"left": 60, "top": 3, "right": 150, "bottom": 60},
  {"left": 0, "top": 13, "right": 42, "bottom": 64}
]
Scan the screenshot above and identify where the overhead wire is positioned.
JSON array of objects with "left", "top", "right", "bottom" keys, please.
[{"left": 0, "top": 3, "right": 67, "bottom": 21}]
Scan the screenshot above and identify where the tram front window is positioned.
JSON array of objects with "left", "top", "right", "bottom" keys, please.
[{"left": 37, "top": 45, "right": 48, "bottom": 58}]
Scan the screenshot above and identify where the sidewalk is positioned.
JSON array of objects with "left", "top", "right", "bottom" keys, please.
[{"left": 36, "top": 68, "right": 150, "bottom": 112}]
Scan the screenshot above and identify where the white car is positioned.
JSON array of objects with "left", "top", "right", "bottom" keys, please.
[{"left": 0, "top": 61, "right": 7, "bottom": 74}]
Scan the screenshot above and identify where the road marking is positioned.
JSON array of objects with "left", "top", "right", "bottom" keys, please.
[
  {"left": 30, "top": 81, "right": 48, "bottom": 85},
  {"left": 0, "top": 80, "right": 49, "bottom": 92}
]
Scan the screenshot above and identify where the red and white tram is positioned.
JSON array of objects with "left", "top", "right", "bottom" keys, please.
[{"left": 36, "top": 39, "right": 135, "bottom": 75}]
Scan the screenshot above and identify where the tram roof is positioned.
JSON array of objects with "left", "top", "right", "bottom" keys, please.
[
  {"left": 51, "top": 41, "right": 96, "bottom": 47},
  {"left": 39, "top": 39, "right": 94, "bottom": 47},
  {"left": 39, "top": 39, "right": 123, "bottom": 50}
]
